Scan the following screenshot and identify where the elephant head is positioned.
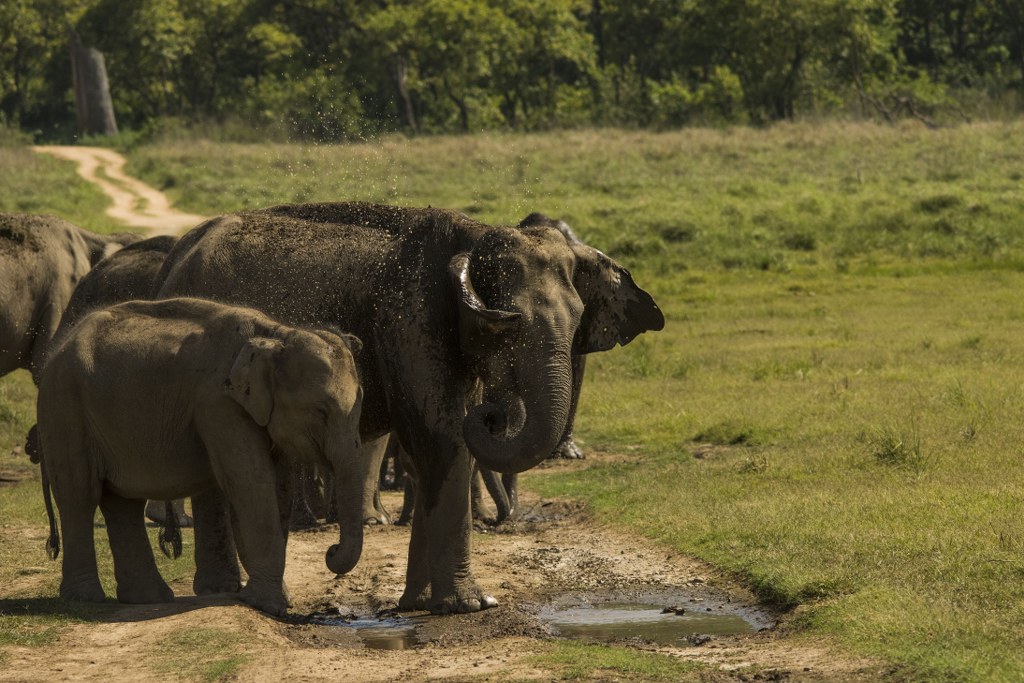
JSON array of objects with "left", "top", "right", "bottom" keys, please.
[
  {"left": 452, "top": 225, "right": 663, "bottom": 475},
  {"left": 224, "top": 328, "right": 365, "bottom": 575}
]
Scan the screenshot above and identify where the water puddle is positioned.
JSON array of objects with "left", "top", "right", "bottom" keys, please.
[
  {"left": 536, "top": 588, "right": 772, "bottom": 648},
  {"left": 306, "top": 612, "right": 428, "bottom": 650}
]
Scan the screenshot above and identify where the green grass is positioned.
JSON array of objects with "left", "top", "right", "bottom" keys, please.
[
  {"left": 0, "top": 370, "right": 35, "bottom": 475},
  {"left": 528, "top": 267, "right": 1024, "bottom": 681},
  {"left": 150, "top": 628, "right": 248, "bottom": 682},
  {"left": 128, "top": 121, "right": 1024, "bottom": 276},
  {"left": 7, "top": 122, "right": 1024, "bottom": 679}
]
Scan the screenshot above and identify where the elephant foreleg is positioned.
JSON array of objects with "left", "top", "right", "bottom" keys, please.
[
  {"left": 202, "top": 422, "right": 291, "bottom": 616},
  {"left": 101, "top": 493, "right": 174, "bottom": 604},
  {"left": 399, "top": 443, "right": 497, "bottom": 615}
]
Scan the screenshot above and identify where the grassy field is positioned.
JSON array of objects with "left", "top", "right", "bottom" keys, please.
[{"left": 4, "top": 122, "right": 1024, "bottom": 680}]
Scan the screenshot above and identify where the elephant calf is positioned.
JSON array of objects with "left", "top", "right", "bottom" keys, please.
[{"left": 37, "top": 298, "right": 367, "bottom": 616}]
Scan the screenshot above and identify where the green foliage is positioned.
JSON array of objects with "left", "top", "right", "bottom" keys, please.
[{"left": 4, "top": 1, "right": 1024, "bottom": 139}]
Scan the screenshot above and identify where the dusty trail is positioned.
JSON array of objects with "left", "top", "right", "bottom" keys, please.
[{"left": 32, "top": 146, "right": 206, "bottom": 236}]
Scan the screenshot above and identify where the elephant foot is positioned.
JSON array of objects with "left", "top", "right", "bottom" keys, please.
[
  {"left": 238, "top": 582, "right": 290, "bottom": 617},
  {"left": 194, "top": 569, "right": 242, "bottom": 595},
  {"left": 116, "top": 580, "right": 175, "bottom": 605},
  {"left": 397, "top": 586, "right": 430, "bottom": 611},
  {"left": 430, "top": 588, "right": 499, "bottom": 616},
  {"left": 363, "top": 511, "right": 391, "bottom": 526},
  {"left": 550, "top": 437, "right": 585, "bottom": 460},
  {"left": 60, "top": 579, "right": 106, "bottom": 603}
]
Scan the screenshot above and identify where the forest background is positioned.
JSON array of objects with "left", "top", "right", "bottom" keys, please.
[{"left": 3, "top": 0, "right": 1024, "bottom": 142}]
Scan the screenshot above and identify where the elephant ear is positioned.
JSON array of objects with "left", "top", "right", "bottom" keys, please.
[
  {"left": 571, "top": 244, "right": 665, "bottom": 354},
  {"left": 224, "top": 338, "right": 282, "bottom": 426},
  {"left": 449, "top": 253, "right": 521, "bottom": 353}
]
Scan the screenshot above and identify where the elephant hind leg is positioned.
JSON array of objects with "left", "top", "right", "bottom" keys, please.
[
  {"left": 100, "top": 492, "right": 174, "bottom": 604},
  {"left": 50, "top": 444, "right": 104, "bottom": 602},
  {"left": 191, "top": 489, "right": 242, "bottom": 595},
  {"left": 57, "top": 495, "right": 105, "bottom": 603}
]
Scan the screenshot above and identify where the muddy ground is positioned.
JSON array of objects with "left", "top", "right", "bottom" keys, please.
[{"left": 0, "top": 454, "right": 889, "bottom": 682}]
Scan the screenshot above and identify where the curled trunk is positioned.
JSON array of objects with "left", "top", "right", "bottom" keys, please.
[
  {"left": 463, "top": 346, "right": 572, "bottom": 475},
  {"left": 324, "top": 439, "right": 367, "bottom": 575}
]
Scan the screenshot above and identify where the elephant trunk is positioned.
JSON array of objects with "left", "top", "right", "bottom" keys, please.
[
  {"left": 324, "top": 436, "right": 367, "bottom": 575},
  {"left": 464, "top": 344, "right": 573, "bottom": 475}
]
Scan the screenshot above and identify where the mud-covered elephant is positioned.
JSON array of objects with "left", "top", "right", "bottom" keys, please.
[
  {"left": 0, "top": 213, "right": 142, "bottom": 384},
  {"left": 37, "top": 298, "right": 367, "bottom": 616},
  {"left": 155, "top": 202, "right": 664, "bottom": 614},
  {"left": 392, "top": 213, "right": 592, "bottom": 527}
]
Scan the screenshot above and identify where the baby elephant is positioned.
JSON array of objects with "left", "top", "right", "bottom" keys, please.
[{"left": 37, "top": 298, "right": 366, "bottom": 616}]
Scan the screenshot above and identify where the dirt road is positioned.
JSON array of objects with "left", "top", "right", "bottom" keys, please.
[{"left": 32, "top": 146, "right": 206, "bottom": 236}]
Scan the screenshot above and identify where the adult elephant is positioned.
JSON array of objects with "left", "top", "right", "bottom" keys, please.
[
  {"left": 0, "top": 213, "right": 142, "bottom": 384},
  {"left": 155, "top": 202, "right": 664, "bottom": 614}
]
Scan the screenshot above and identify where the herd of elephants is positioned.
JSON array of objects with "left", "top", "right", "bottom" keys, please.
[{"left": 0, "top": 203, "right": 663, "bottom": 617}]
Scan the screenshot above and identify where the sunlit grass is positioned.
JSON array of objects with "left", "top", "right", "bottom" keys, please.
[
  {"left": 130, "top": 121, "right": 1024, "bottom": 277},
  {"left": 528, "top": 267, "right": 1024, "bottom": 681}
]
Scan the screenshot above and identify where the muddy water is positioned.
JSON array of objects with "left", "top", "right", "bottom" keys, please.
[
  {"left": 304, "top": 585, "right": 773, "bottom": 651},
  {"left": 307, "top": 613, "right": 430, "bottom": 650},
  {"left": 534, "top": 587, "right": 773, "bottom": 647}
]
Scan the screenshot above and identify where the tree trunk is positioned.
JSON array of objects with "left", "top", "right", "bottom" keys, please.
[
  {"left": 392, "top": 52, "right": 417, "bottom": 132},
  {"left": 68, "top": 27, "right": 118, "bottom": 136}
]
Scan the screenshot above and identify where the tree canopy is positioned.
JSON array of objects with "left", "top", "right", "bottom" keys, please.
[{"left": 2, "top": 0, "right": 1021, "bottom": 140}]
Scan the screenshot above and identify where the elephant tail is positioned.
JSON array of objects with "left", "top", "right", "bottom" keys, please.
[
  {"left": 40, "top": 458, "right": 59, "bottom": 560},
  {"left": 158, "top": 501, "right": 183, "bottom": 559}
]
